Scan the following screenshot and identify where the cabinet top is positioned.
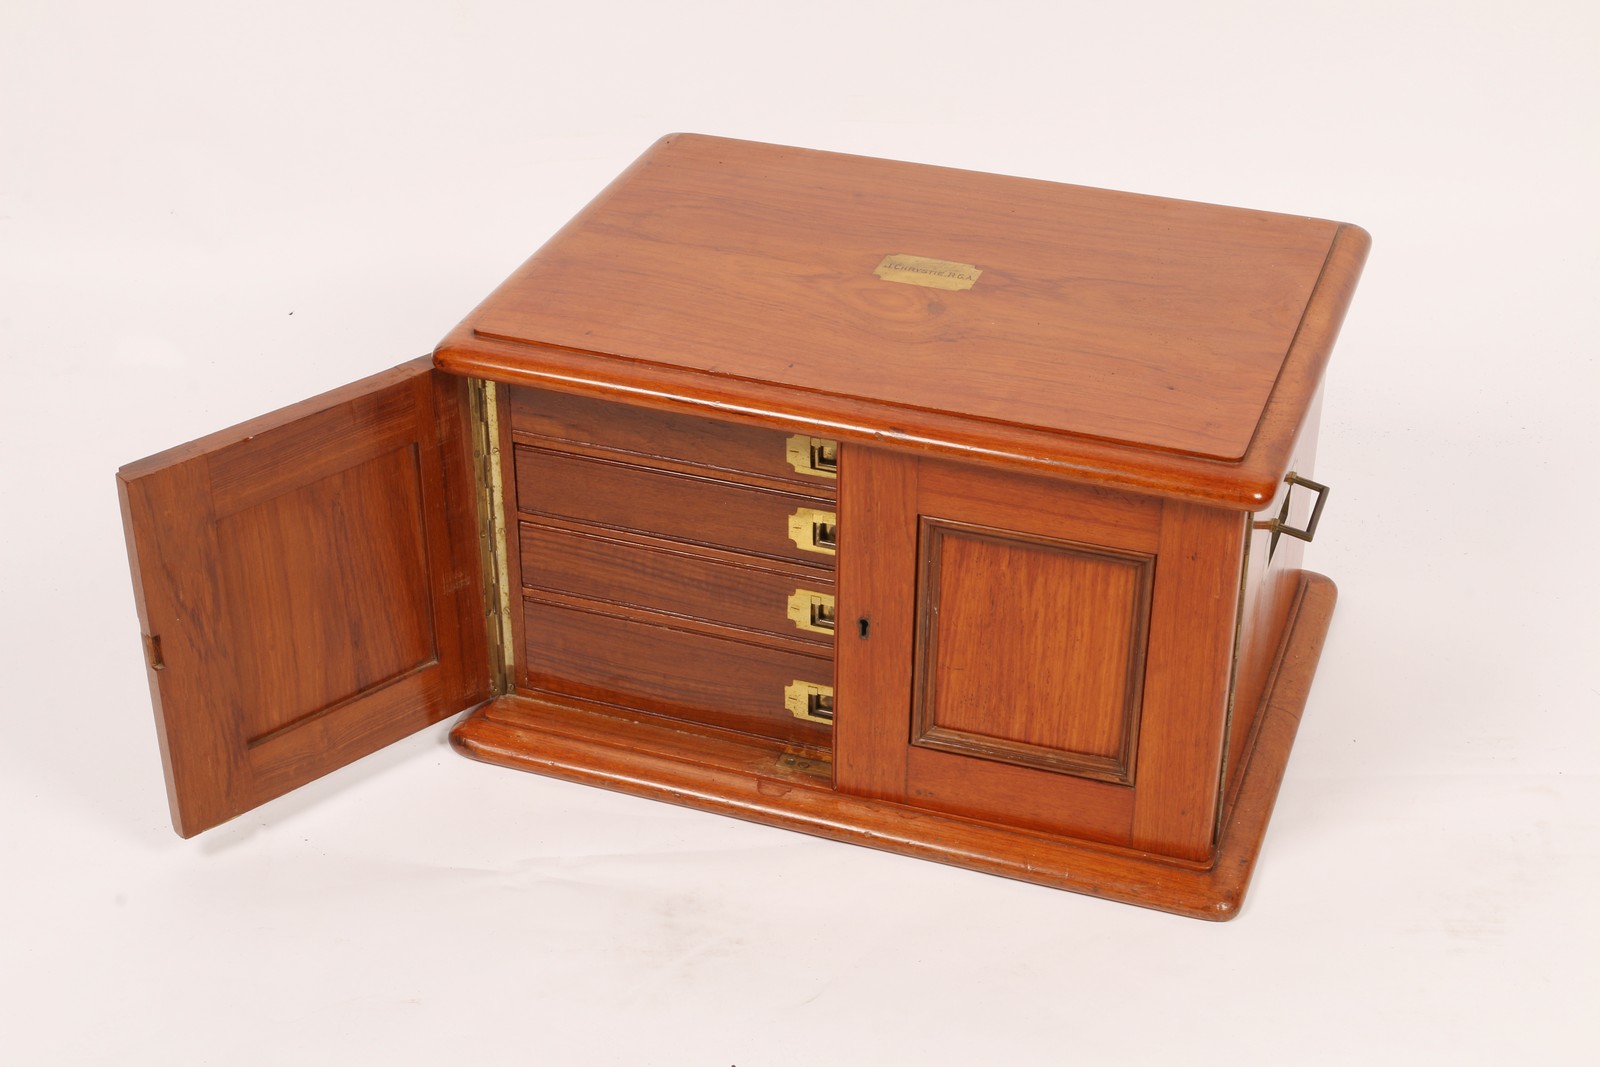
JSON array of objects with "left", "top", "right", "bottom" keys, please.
[{"left": 436, "top": 134, "right": 1368, "bottom": 508}]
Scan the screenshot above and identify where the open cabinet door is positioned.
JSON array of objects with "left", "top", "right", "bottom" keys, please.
[{"left": 118, "top": 358, "right": 493, "bottom": 837}]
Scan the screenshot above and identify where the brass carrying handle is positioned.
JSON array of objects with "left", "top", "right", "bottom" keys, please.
[{"left": 1261, "top": 472, "right": 1330, "bottom": 544}]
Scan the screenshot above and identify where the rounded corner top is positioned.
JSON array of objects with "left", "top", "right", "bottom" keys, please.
[{"left": 1338, "top": 221, "right": 1373, "bottom": 256}]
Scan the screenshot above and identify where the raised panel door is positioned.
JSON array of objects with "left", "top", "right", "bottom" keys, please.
[{"left": 837, "top": 449, "right": 1244, "bottom": 860}]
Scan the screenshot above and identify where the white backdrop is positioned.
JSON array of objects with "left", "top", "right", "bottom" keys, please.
[{"left": 3, "top": 2, "right": 1596, "bottom": 1063}]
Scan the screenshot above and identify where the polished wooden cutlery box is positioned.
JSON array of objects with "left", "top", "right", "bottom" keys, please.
[{"left": 119, "top": 134, "right": 1368, "bottom": 918}]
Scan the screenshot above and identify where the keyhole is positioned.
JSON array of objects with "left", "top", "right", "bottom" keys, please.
[{"left": 858, "top": 617, "right": 870, "bottom": 639}]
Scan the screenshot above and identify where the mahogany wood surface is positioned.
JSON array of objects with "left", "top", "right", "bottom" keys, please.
[
  {"left": 830, "top": 444, "right": 918, "bottom": 801},
  {"left": 218, "top": 447, "right": 436, "bottom": 745},
  {"left": 839, "top": 449, "right": 1233, "bottom": 849},
  {"left": 437, "top": 135, "right": 1370, "bottom": 508},
  {"left": 118, "top": 360, "right": 491, "bottom": 836},
  {"left": 901, "top": 744, "right": 1134, "bottom": 846},
  {"left": 119, "top": 137, "right": 1362, "bottom": 920},
  {"left": 472, "top": 135, "right": 1332, "bottom": 461},
  {"left": 514, "top": 445, "right": 837, "bottom": 567},
  {"left": 1223, "top": 392, "right": 1322, "bottom": 808},
  {"left": 912, "top": 520, "right": 1153, "bottom": 784},
  {"left": 915, "top": 456, "right": 1163, "bottom": 554},
  {"left": 509, "top": 385, "right": 838, "bottom": 494},
  {"left": 522, "top": 597, "right": 832, "bottom": 747},
  {"left": 456, "top": 572, "right": 1337, "bottom": 919},
  {"left": 520, "top": 521, "right": 834, "bottom": 648},
  {"left": 1128, "top": 502, "right": 1246, "bottom": 860}
]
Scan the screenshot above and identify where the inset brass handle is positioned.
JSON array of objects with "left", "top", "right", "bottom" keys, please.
[
  {"left": 787, "top": 507, "right": 837, "bottom": 556},
  {"left": 786, "top": 590, "right": 836, "bottom": 634},
  {"left": 784, "top": 680, "right": 834, "bottom": 724},
  {"left": 786, "top": 435, "right": 838, "bottom": 479}
]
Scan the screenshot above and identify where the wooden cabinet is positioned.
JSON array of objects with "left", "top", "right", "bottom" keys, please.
[{"left": 118, "top": 134, "right": 1368, "bottom": 918}]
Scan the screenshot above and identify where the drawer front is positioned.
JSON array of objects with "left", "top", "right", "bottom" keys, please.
[
  {"left": 509, "top": 386, "right": 839, "bottom": 490},
  {"left": 520, "top": 522, "right": 836, "bottom": 647},
  {"left": 523, "top": 597, "right": 834, "bottom": 746},
  {"left": 514, "top": 446, "right": 837, "bottom": 566}
]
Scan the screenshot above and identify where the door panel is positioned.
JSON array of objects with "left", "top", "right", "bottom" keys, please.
[
  {"left": 118, "top": 359, "right": 491, "bottom": 836},
  {"left": 836, "top": 449, "right": 1241, "bottom": 859},
  {"left": 912, "top": 519, "right": 1154, "bottom": 785}
]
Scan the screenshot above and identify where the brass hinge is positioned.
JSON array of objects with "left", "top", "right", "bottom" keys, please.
[{"left": 469, "top": 378, "right": 515, "bottom": 693}]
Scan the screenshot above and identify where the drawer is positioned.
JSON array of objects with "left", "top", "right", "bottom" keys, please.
[
  {"left": 523, "top": 597, "right": 834, "bottom": 747},
  {"left": 514, "top": 446, "right": 838, "bottom": 566},
  {"left": 520, "top": 522, "right": 836, "bottom": 647},
  {"left": 509, "top": 386, "right": 839, "bottom": 490}
]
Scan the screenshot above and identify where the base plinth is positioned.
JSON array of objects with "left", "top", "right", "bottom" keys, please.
[{"left": 452, "top": 572, "right": 1336, "bottom": 919}]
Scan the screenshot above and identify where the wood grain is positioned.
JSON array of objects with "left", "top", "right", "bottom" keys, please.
[
  {"left": 911, "top": 520, "right": 1153, "bottom": 784},
  {"left": 826, "top": 449, "right": 1258, "bottom": 858},
  {"left": 838, "top": 449, "right": 1172, "bottom": 844},
  {"left": 121, "top": 137, "right": 1361, "bottom": 918},
  {"left": 522, "top": 596, "right": 832, "bottom": 747},
  {"left": 902, "top": 744, "right": 1135, "bottom": 846},
  {"left": 509, "top": 384, "right": 837, "bottom": 494},
  {"left": 1225, "top": 390, "right": 1322, "bottom": 808},
  {"left": 471, "top": 134, "right": 1332, "bottom": 461},
  {"left": 832, "top": 444, "right": 918, "bottom": 801},
  {"left": 118, "top": 360, "right": 491, "bottom": 836},
  {"left": 457, "top": 572, "right": 1338, "bottom": 919},
  {"left": 519, "top": 521, "right": 834, "bottom": 648},
  {"left": 1129, "top": 502, "right": 1247, "bottom": 860},
  {"left": 217, "top": 445, "right": 435, "bottom": 745},
  {"left": 437, "top": 135, "right": 1370, "bottom": 508},
  {"left": 513, "top": 445, "right": 836, "bottom": 567}
]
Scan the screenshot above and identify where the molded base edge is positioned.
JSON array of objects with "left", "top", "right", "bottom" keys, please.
[{"left": 450, "top": 572, "right": 1336, "bottom": 920}]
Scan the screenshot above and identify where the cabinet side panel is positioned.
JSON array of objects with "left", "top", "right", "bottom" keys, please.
[
  {"left": 1225, "top": 391, "right": 1322, "bottom": 808},
  {"left": 1130, "top": 502, "right": 1245, "bottom": 860}
]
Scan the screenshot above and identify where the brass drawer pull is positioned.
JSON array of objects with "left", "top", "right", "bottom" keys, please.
[
  {"left": 787, "top": 507, "right": 837, "bottom": 556},
  {"left": 784, "top": 680, "right": 834, "bottom": 724},
  {"left": 786, "top": 434, "right": 838, "bottom": 479},
  {"left": 786, "top": 589, "right": 836, "bottom": 634}
]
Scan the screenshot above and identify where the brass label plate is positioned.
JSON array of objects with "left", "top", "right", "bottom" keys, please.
[{"left": 873, "top": 254, "right": 982, "bottom": 291}]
